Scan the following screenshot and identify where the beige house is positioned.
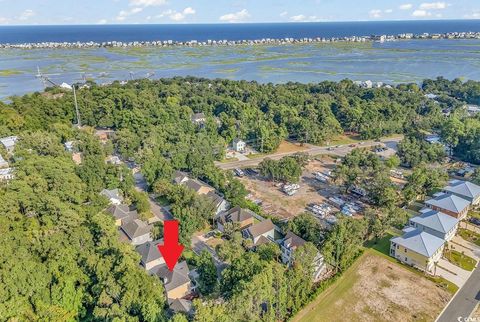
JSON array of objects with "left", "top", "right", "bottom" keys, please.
[
  {"left": 217, "top": 206, "right": 255, "bottom": 232},
  {"left": 390, "top": 227, "right": 445, "bottom": 274},
  {"left": 242, "top": 219, "right": 275, "bottom": 246},
  {"left": 136, "top": 240, "right": 165, "bottom": 271},
  {"left": 155, "top": 261, "right": 193, "bottom": 301}
]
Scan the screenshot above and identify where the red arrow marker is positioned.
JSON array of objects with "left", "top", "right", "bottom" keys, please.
[{"left": 157, "top": 220, "right": 184, "bottom": 271}]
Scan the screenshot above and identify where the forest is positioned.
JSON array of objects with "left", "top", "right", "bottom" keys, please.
[{"left": 0, "top": 76, "right": 479, "bottom": 321}]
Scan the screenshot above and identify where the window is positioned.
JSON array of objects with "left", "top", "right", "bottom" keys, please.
[
  {"left": 404, "top": 248, "right": 407, "bottom": 253},
  {"left": 405, "top": 257, "right": 408, "bottom": 261}
]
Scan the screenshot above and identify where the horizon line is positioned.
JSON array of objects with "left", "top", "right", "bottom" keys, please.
[{"left": 1, "top": 18, "right": 480, "bottom": 27}]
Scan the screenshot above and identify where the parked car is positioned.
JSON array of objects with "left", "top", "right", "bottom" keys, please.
[{"left": 469, "top": 217, "right": 480, "bottom": 226}]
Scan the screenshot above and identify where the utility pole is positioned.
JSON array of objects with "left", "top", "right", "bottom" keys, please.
[{"left": 73, "top": 85, "right": 81, "bottom": 128}]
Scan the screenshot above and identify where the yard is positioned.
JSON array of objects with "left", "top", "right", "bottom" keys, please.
[
  {"left": 292, "top": 251, "right": 452, "bottom": 322},
  {"left": 444, "top": 249, "right": 477, "bottom": 271},
  {"left": 458, "top": 228, "right": 480, "bottom": 247}
]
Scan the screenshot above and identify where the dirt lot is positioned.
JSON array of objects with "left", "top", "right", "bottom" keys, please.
[
  {"left": 274, "top": 140, "right": 310, "bottom": 154},
  {"left": 294, "top": 252, "right": 451, "bottom": 322},
  {"left": 240, "top": 156, "right": 344, "bottom": 220}
]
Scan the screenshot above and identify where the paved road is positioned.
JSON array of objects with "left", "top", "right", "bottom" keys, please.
[
  {"left": 134, "top": 171, "right": 173, "bottom": 222},
  {"left": 215, "top": 137, "right": 402, "bottom": 170},
  {"left": 436, "top": 265, "right": 480, "bottom": 322}
]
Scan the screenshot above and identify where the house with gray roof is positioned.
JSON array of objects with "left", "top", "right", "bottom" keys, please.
[
  {"left": 217, "top": 206, "right": 254, "bottom": 232},
  {"left": 0, "top": 136, "right": 18, "bottom": 153},
  {"left": 155, "top": 261, "right": 193, "bottom": 301},
  {"left": 100, "top": 188, "right": 123, "bottom": 205},
  {"left": 243, "top": 219, "right": 275, "bottom": 246},
  {"left": 206, "top": 191, "right": 230, "bottom": 216},
  {"left": 425, "top": 192, "right": 470, "bottom": 219},
  {"left": 106, "top": 204, "right": 138, "bottom": 226},
  {"left": 136, "top": 240, "right": 165, "bottom": 271},
  {"left": 409, "top": 208, "right": 459, "bottom": 241},
  {"left": 0, "top": 167, "right": 14, "bottom": 181},
  {"left": 169, "top": 298, "right": 193, "bottom": 315},
  {"left": 443, "top": 179, "right": 480, "bottom": 206},
  {"left": 390, "top": 227, "right": 445, "bottom": 274},
  {"left": 120, "top": 219, "right": 152, "bottom": 245}
]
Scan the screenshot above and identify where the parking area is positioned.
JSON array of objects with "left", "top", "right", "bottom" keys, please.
[{"left": 238, "top": 156, "right": 368, "bottom": 221}]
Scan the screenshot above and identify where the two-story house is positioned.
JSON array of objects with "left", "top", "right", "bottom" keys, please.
[
  {"left": 409, "top": 208, "right": 459, "bottom": 241},
  {"left": 216, "top": 206, "right": 255, "bottom": 232},
  {"left": 136, "top": 240, "right": 165, "bottom": 271},
  {"left": 390, "top": 227, "right": 445, "bottom": 274},
  {"left": 120, "top": 219, "right": 153, "bottom": 246},
  {"left": 443, "top": 179, "right": 480, "bottom": 206},
  {"left": 425, "top": 192, "right": 470, "bottom": 219},
  {"left": 243, "top": 219, "right": 275, "bottom": 246}
]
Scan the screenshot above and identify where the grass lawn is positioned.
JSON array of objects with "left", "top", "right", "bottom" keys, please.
[
  {"left": 292, "top": 250, "right": 452, "bottom": 322},
  {"left": 458, "top": 228, "right": 480, "bottom": 247},
  {"left": 220, "top": 157, "right": 239, "bottom": 163},
  {"left": 470, "top": 211, "right": 480, "bottom": 220},
  {"left": 444, "top": 249, "right": 477, "bottom": 271}
]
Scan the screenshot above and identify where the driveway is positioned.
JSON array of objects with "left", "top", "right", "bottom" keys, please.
[
  {"left": 436, "top": 258, "right": 471, "bottom": 288},
  {"left": 451, "top": 235, "right": 480, "bottom": 260}
]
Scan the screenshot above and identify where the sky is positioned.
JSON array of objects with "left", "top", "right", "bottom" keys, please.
[{"left": 0, "top": 0, "right": 479, "bottom": 25}]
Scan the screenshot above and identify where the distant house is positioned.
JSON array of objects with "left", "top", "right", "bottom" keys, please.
[
  {"left": 191, "top": 112, "right": 206, "bottom": 127},
  {"left": 0, "top": 136, "right": 18, "bottom": 153},
  {"left": 120, "top": 219, "right": 153, "bottom": 245},
  {"left": 155, "top": 261, "right": 193, "bottom": 301},
  {"left": 216, "top": 206, "right": 255, "bottom": 232},
  {"left": 206, "top": 191, "right": 230, "bottom": 216},
  {"left": 105, "top": 155, "right": 122, "bottom": 165},
  {"left": 280, "top": 231, "right": 327, "bottom": 282},
  {"left": 466, "top": 104, "right": 480, "bottom": 116},
  {"left": 443, "top": 179, "right": 480, "bottom": 206},
  {"left": 0, "top": 154, "right": 8, "bottom": 169},
  {"left": 243, "top": 219, "right": 275, "bottom": 246},
  {"left": 232, "top": 138, "right": 246, "bottom": 153},
  {"left": 0, "top": 167, "right": 14, "bottom": 181},
  {"left": 106, "top": 204, "right": 138, "bottom": 226},
  {"left": 425, "top": 192, "right": 470, "bottom": 219},
  {"left": 95, "top": 129, "right": 114, "bottom": 144},
  {"left": 136, "top": 240, "right": 165, "bottom": 271},
  {"left": 100, "top": 188, "right": 124, "bottom": 205},
  {"left": 425, "top": 134, "right": 441, "bottom": 145},
  {"left": 64, "top": 141, "right": 75, "bottom": 152},
  {"left": 390, "top": 227, "right": 445, "bottom": 274},
  {"left": 409, "top": 208, "right": 459, "bottom": 241},
  {"left": 172, "top": 171, "right": 215, "bottom": 195}
]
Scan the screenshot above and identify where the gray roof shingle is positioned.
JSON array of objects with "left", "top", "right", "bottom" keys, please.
[
  {"left": 391, "top": 228, "right": 445, "bottom": 257},
  {"left": 218, "top": 206, "right": 254, "bottom": 225},
  {"left": 425, "top": 192, "right": 470, "bottom": 214},
  {"left": 411, "top": 208, "right": 459, "bottom": 234},
  {"left": 136, "top": 240, "right": 163, "bottom": 265},
  {"left": 155, "top": 261, "right": 191, "bottom": 292},
  {"left": 444, "top": 179, "right": 480, "bottom": 200},
  {"left": 121, "top": 219, "right": 152, "bottom": 239}
]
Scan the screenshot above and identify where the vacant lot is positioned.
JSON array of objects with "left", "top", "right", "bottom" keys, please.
[
  {"left": 293, "top": 252, "right": 451, "bottom": 322},
  {"left": 240, "top": 157, "right": 341, "bottom": 219}
]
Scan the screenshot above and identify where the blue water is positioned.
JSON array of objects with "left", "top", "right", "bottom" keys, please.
[{"left": 1, "top": 20, "right": 480, "bottom": 44}]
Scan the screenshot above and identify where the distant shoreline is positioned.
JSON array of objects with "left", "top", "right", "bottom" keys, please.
[{"left": 1, "top": 31, "right": 480, "bottom": 50}]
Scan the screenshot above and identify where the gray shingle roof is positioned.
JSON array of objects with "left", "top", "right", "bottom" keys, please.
[
  {"left": 206, "top": 191, "right": 226, "bottom": 208},
  {"left": 169, "top": 298, "right": 193, "bottom": 314},
  {"left": 425, "top": 193, "right": 470, "bottom": 214},
  {"left": 136, "top": 240, "right": 163, "bottom": 265},
  {"left": 155, "top": 261, "right": 191, "bottom": 292},
  {"left": 444, "top": 179, "right": 480, "bottom": 200},
  {"left": 106, "top": 204, "right": 138, "bottom": 221},
  {"left": 100, "top": 188, "right": 123, "bottom": 201},
  {"left": 245, "top": 219, "right": 274, "bottom": 238},
  {"left": 218, "top": 206, "right": 254, "bottom": 225},
  {"left": 411, "top": 208, "right": 459, "bottom": 234},
  {"left": 390, "top": 228, "right": 445, "bottom": 257},
  {"left": 121, "top": 219, "right": 152, "bottom": 239}
]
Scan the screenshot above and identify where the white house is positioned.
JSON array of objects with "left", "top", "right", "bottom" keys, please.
[
  {"left": 242, "top": 219, "right": 275, "bottom": 246},
  {"left": 232, "top": 138, "right": 246, "bottom": 153},
  {"left": 100, "top": 188, "right": 124, "bottom": 205},
  {"left": 0, "top": 136, "right": 18, "bottom": 153},
  {"left": 0, "top": 167, "right": 14, "bottom": 181}
]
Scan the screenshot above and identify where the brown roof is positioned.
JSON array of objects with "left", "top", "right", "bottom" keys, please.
[
  {"left": 282, "top": 231, "right": 307, "bottom": 250},
  {"left": 246, "top": 219, "right": 274, "bottom": 238}
]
